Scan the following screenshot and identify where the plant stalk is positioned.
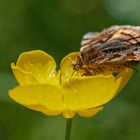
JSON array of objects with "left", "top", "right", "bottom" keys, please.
[{"left": 65, "top": 118, "right": 73, "bottom": 140}]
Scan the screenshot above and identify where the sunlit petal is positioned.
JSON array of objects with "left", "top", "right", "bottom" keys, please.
[
  {"left": 9, "top": 85, "right": 64, "bottom": 111},
  {"left": 15, "top": 50, "right": 57, "bottom": 84},
  {"left": 11, "top": 63, "right": 39, "bottom": 84},
  {"left": 62, "top": 75, "right": 121, "bottom": 110}
]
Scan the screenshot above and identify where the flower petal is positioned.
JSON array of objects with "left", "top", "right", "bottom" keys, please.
[
  {"left": 78, "top": 106, "right": 104, "bottom": 117},
  {"left": 60, "top": 52, "right": 80, "bottom": 83},
  {"left": 14, "top": 50, "right": 58, "bottom": 84},
  {"left": 62, "top": 75, "right": 121, "bottom": 110},
  {"left": 25, "top": 104, "right": 61, "bottom": 116},
  {"left": 9, "top": 85, "right": 64, "bottom": 111},
  {"left": 115, "top": 68, "right": 133, "bottom": 95},
  {"left": 11, "top": 63, "right": 39, "bottom": 84}
]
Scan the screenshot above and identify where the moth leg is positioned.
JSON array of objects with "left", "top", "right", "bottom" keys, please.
[{"left": 82, "top": 68, "right": 97, "bottom": 76}]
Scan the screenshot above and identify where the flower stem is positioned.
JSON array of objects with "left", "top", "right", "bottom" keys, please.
[{"left": 65, "top": 119, "right": 73, "bottom": 140}]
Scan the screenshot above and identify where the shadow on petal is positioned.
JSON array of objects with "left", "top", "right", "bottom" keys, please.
[
  {"left": 63, "top": 111, "right": 76, "bottom": 118},
  {"left": 115, "top": 68, "right": 133, "bottom": 95},
  {"left": 25, "top": 104, "right": 62, "bottom": 116},
  {"left": 78, "top": 106, "right": 104, "bottom": 117}
]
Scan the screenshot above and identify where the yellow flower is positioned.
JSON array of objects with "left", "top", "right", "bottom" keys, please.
[{"left": 9, "top": 50, "right": 133, "bottom": 118}]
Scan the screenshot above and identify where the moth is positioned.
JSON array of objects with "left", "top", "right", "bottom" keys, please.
[{"left": 73, "top": 25, "right": 140, "bottom": 75}]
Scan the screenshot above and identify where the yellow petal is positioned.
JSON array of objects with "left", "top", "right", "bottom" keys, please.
[
  {"left": 11, "top": 63, "right": 39, "bottom": 84},
  {"left": 115, "top": 68, "right": 133, "bottom": 94},
  {"left": 14, "top": 50, "right": 58, "bottom": 84},
  {"left": 62, "top": 75, "right": 121, "bottom": 110},
  {"left": 9, "top": 85, "right": 64, "bottom": 111},
  {"left": 60, "top": 52, "right": 80, "bottom": 83},
  {"left": 78, "top": 106, "right": 104, "bottom": 117},
  {"left": 25, "top": 104, "right": 61, "bottom": 116}
]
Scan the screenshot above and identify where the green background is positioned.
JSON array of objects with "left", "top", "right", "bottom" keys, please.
[{"left": 0, "top": 0, "right": 140, "bottom": 140}]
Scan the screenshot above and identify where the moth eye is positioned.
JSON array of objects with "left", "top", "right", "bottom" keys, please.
[{"left": 133, "top": 47, "right": 139, "bottom": 51}]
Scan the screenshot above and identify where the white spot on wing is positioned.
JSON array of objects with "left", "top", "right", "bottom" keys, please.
[
  {"left": 83, "top": 32, "right": 97, "bottom": 39},
  {"left": 81, "top": 32, "right": 99, "bottom": 46}
]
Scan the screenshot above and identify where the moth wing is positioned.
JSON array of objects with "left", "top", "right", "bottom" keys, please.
[
  {"left": 80, "top": 32, "right": 99, "bottom": 51},
  {"left": 100, "top": 27, "right": 140, "bottom": 62},
  {"left": 103, "top": 47, "right": 140, "bottom": 63}
]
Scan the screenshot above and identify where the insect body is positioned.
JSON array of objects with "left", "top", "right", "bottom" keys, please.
[{"left": 73, "top": 25, "right": 140, "bottom": 75}]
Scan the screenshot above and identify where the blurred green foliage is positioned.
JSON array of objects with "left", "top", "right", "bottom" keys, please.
[{"left": 0, "top": 0, "right": 140, "bottom": 140}]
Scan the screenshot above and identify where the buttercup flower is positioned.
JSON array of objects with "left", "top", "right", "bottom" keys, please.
[{"left": 9, "top": 50, "right": 133, "bottom": 118}]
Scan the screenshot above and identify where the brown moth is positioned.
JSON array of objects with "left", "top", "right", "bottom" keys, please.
[{"left": 73, "top": 25, "right": 140, "bottom": 75}]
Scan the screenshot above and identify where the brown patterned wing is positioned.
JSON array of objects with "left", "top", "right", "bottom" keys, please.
[
  {"left": 95, "top": 27, "right": 140, "bottom": 63},
  {"left": 80, "top": 26, "right": 140, "bottom": 66}
]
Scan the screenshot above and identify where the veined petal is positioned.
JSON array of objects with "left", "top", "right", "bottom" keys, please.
[
  {"left": 62, "top": 75, "right": 121, "bottom": 110},
  {"left": 9, "top": 85, "right": 64, "bottom": 111},
  {"left": 11, "top": 63, "right": 39, "bottom": 84},
  {"left": 13, "top": 50, "right": 58, "bottom": 84},
  {"left": 60, "top": 52, "right": 80, "bottom": 83},
  {"left": 78, "top": 106, "right": 104, "bottom": 117}
]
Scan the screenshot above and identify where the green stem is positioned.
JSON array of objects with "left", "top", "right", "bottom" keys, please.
[{"left": 65, "top": 119, "right": 73, "bottom": 140}]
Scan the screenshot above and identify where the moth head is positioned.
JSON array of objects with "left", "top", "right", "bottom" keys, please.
[{"left": 72, "top": 56, "right": 84, "bottom": 71}]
